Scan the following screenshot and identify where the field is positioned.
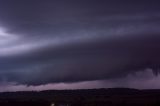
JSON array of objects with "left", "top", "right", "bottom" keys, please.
[{"left": 0, "top": 88, "right": 160, "bottom": 106}]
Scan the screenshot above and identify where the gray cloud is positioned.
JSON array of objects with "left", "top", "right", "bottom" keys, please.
[
  {"left": 0, "top": 69, "right": 160, "bottom": 92},
  {"left": 0, "top": 0, "right": 160, "bottom": 87}
]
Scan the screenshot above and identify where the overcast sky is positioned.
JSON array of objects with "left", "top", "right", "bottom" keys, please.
[{"left": 0, "top": 0, "right": 160, "bottom": 91}]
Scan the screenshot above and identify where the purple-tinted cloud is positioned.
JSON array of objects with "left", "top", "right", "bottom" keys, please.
[
  {"left": 0, "top": 0, "right": 160, "bottom": 90},
  {"left": 0, "top": 69, "right": 160, "bottom": 92}
]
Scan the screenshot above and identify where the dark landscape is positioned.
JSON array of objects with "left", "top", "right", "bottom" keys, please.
[{"left": 0, "top": 88, "right": 160, "bottom": 106}]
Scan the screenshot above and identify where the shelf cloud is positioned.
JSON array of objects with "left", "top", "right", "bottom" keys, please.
[{"left": 0, "top": 0, "right": 160, "bottom": 90}]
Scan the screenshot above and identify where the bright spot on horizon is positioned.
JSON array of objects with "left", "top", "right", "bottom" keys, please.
[{"left": 51, "top": 103, "right": 55, "bottom": 106}]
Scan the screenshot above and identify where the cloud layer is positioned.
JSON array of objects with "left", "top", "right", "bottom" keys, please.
[
  {"left": 0, "top": 69, "right": 160, "bottom": 92},
  {"left": 0, "top": 0, "right": 160, "bottom": 89}
]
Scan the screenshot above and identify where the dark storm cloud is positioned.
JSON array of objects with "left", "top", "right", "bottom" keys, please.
[{"left": 0, "top": 0, "right": 160, "bottom": 85}]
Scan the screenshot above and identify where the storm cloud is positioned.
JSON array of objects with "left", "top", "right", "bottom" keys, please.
[{"left": 0, "top": 0, "right": 160, "bottom": 88}]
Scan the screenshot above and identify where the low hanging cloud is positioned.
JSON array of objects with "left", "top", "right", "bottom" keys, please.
[
  {"left": 0, "top": 0, "right": 160, "bottom": 88},
  {"left": 0, "top": 69, "right": 160, "bottom": 92},
  {"left": 1, "top": 33, "right": 160, "bottom": 85}
]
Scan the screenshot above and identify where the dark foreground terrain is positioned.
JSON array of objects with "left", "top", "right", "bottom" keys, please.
[{"left": 0, "top": 88, "right": 160, "bottom": 106}]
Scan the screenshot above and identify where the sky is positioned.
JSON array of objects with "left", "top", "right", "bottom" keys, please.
[{"left": 0, "top": 0, "right": 160, "bottom": 91}]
